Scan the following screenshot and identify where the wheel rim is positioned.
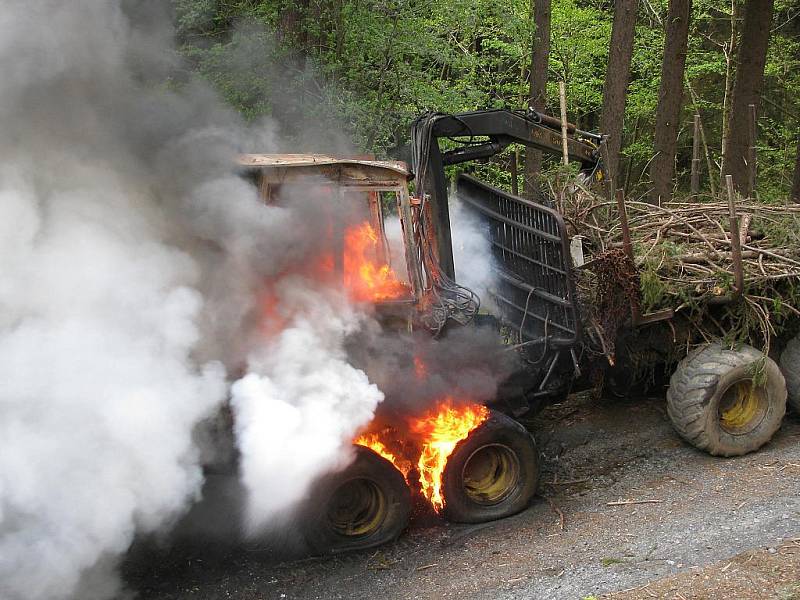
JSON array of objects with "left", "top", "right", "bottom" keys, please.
[
  {"left": 461, "top": 443, "right": 520, "bottom": 505},
  {"left": 327, "top": 478, "right": 387, "bottom": 537},
  {"left": 718, "top": 379, "right": 769, "bottom": 435}
]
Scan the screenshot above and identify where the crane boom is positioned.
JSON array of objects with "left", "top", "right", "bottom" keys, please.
[{"left": 410, "top": 109, "right": 603, "bottom": 278}]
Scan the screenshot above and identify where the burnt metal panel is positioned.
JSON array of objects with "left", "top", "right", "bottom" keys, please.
[
  {"left": 456, "top": 174, "right": 579, "bottom": 347},
  {"left": 238, "top": 154, "right": 410, "bottom": 178}
]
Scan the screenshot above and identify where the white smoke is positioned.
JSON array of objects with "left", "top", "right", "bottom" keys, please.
[
  {"left": 0, "top": 2, "right": 383, "bottom": 599},
  {"left": 450, "top": 195, "right": 498, "bottom": 313},
  {"left": 231, "top": 279, "right": 383, "bottom": 529},
  {"left": 0, "top": 150, "right": 227, "bottom": 600}
]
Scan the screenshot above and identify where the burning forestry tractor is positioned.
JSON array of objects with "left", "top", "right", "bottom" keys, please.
[{"left": 237, "top": 108, "right": 800, "bottom": 555}]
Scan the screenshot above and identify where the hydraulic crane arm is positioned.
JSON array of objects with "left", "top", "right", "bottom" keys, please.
[
  {"left": 410, "top": 108, "right": 603, "bottom": 279},
  {"left": 424, "top": 109, "right": 600, "bottom": 167}
]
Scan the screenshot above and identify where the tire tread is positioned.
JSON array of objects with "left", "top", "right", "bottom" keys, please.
[
  {"left": 780, "top": 336, "right": 800, "bottom": 412},
  {"left": 667, "top": 342, "right": 785, "bottom": 456}
]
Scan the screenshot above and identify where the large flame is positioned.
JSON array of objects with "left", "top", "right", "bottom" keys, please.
[
  {"left": 343, "top": 222, "right": 410, "bottom": 302},
  {"left": 354, "top": 431, "right": 411, "bottom": 480},
  {"left": 411, "top": 400, "right": 489, "bottom": 512},
  {"left": 353, "top": 357, "right": 489, "bottom": 513}
]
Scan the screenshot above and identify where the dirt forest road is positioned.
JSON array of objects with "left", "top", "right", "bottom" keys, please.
[{"left": 124, "top": 392, "right": 800, "bottom": 600}]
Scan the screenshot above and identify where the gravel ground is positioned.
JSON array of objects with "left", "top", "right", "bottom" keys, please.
[
  {"left": 604, "top": 539, "right": 800, "bottom": 599},
  {"left": 123, "top": 392, "right": 800, "bottom": 599}
]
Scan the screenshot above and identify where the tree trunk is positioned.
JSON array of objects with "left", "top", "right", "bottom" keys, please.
[
  {"left": 721, "top": 0, "right": 774, "bottom": 194},
  {"left": 278, "top": 0, "right": 311, "bottom": 49},
  {"left": 333, "top": 0, "right": 345, "bottom": 60},
  {"left": 600, "top": 0, "right": 639, "bottom": 184},
  {"left": 792, "top": 135, "right": 800, "bottom": 203},
  {"left": 649, "top": 0, "right": 692, "bottom": 205},
  {"left": 524, "top": 0, "right": 551, "bottom": 198},
  {"left": 720, "top": 0, "right": 740, "bottom": 170}
]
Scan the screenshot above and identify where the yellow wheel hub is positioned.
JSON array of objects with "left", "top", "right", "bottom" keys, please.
[
  {"left": 462, "top": 444, "right": 520, "bottom": 505},
  {"left": 328, "top": 478, "right": 387, "bottom": 537},
  {"left": 719, "top": 380, "right": 768, "bottom": 435}
]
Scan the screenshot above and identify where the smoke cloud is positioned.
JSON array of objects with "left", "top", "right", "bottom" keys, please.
[
  {"left": 450, "top": 194, "right": 498, "bottom": 314},
  {"left": 0, "top": 2, "right": 376, "bottom": 598},
  {"left": 0, "top": 3, "right": 518, "bottom": 598},
  {"left": 231, "top": 280, "right": 383, "bottom": 530},
  {"left": 0, "top": 3, "right": 233, "bottom": 598}
]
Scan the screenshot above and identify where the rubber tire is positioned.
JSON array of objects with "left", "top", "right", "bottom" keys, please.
[
  {"left": 441, "top": 410, "right": 540, "bottom": 524},
  {"left": 779, "top": 335, "right": 800, "bottom": 413},
  {"left": 667, "top": 343, "right": 786, "bottom": 457},
  {"left": 301, "top": 446, "right": 411, "bottom": 554}
]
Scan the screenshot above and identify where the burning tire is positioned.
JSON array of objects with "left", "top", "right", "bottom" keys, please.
[
  {"left": 667, "top": 343, "right": 786, "bottom": 456},
  {"left": 440, "top": 411, "right": 540, "bottom": 523},
  {"left": 301, "top": 445, "right": 411, "bottom": 554}
]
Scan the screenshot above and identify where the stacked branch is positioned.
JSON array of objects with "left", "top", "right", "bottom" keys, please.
[
  {"left": 555, "top": 180, "right": 800, "bottom": 356},
  {"left": 578, "top": 199, "right": 800, "bottom": 308}
]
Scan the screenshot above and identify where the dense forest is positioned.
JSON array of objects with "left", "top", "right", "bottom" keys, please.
[{"left": 174, "top": 0, "right": 799, "bottom": 202}]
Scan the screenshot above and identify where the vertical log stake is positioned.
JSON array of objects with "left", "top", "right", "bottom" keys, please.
[
  {"left": 511, "top": 148, "right": 519, "bottom": 196},
  {"left": 725, "top": 174, "right": 745, "bottom": 298},
  {"left": 615, "top": 188, "right": 675, "bottom": 324},
  {"left": 690, "top": 113, "right": 701, "bottom": 198},
  {"left": 559, "top": 81, "right": 569, "bottom": 166},
  {"left": 616, "top": 188, "right": 634, "bottom": 263}
]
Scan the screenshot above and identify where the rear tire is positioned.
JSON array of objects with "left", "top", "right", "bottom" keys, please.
[
  {"left": 301, "top": 446, "right": 411, "bottom": 554},
  {"left": 667, "top": 343, "right": 786, "bottom": 456},
  {"left": 441, "top": 411, "right": 540, "bottom": 523},
  {"left": 779, "top": 335, "right": 800, "bottom": 413}
]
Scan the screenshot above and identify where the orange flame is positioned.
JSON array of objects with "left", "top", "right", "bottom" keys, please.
[
  {"left": 343, "top": 222, "right": 410, "bottom": 302},
  {"left": 410, "top": 400, "right": 489, "bottom": 512},
  {"left": 354, "top": 431, "right": 411, "bottom": 480}
]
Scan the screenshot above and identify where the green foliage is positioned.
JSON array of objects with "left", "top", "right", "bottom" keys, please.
[
  {"left": 173, "top": 0, "right": 798, "bottom": 201},
  {"left": 640, "top": 265, "right": 669, "bottom": 313},
  {"left": 548, "top": 0, "right": 610, "bottom": 124},
  {"left": 747, "top": 355, "right": 768, "bottom": 388},
  {"left": 751, "top": 212, "right": 800, "bottom": 248}
]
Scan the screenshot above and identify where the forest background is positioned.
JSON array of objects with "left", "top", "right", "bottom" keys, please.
[{"left": 173, "top": 0, "right": 799, "bottom": 203}]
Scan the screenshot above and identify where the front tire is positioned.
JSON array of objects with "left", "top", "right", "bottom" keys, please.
[
  {"left": 441, "top": 411, "right": 540, "bottom": 523},
  {"left": 667, "top": 343, "right": 786, "bottom": 456},
  {"left": 301, "top": 446, "right": 411, "bottom": 554}
]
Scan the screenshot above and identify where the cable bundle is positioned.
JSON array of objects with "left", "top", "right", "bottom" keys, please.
[{"left": 410, "top": 113, "right": 480, "bottom": 335}]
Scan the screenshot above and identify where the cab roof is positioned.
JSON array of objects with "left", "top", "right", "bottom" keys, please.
[{"left": 238, "top": 154, "right": 411, "bottom": 183}]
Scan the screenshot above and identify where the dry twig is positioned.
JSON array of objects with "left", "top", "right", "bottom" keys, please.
[
  {"left": 545, "top": 497, "right": 565, "bottom": 530},
  {"left": 606, "top": 499, "right": 663, "bottom": 506}
]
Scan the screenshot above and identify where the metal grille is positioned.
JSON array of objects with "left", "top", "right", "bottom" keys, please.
[{"left": 456, "top": 174, "right": 579, "bottom": 346}]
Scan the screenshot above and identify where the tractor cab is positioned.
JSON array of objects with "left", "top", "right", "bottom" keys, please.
[{"left": 238, "top": 154, "right": 433, "bottom": 325}]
